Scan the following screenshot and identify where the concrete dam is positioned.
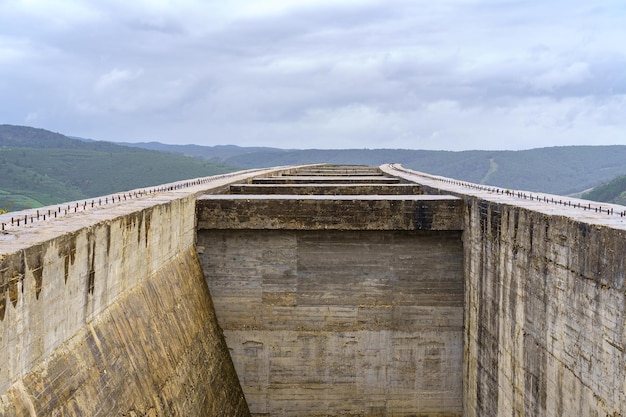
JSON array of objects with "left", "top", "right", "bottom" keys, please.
[{"left": 0, "top": 164, "right": 625, "bottom": 416}]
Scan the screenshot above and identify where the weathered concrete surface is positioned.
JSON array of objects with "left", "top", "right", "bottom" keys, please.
[
  {"left": 197, "top": 195, "right": 463, "bottom": 231},
  {"left": 285, "top": 166, "right": 384, "bottom": 176},
  {"left": 0, "top": 169, "right": 292, "bottom": 416},
  {"left": 198, "top": 229, "right": 464, "bottom": 417},
  {"left": 229, "top": 184, "right": 423, "bottom": 195},
  {"left": 0, "top": 247, "right": 248, "bottom": 416},
  {"left": 252, "top": 176, "right": 401, "bottom": 184},
  {"left": 382, "top": 164, "right": 626, "bottom": 417},
  {"left": 463, "top": 202, "right": 626, "bottom": 417}
]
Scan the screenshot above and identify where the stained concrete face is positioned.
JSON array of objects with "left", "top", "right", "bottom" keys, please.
[
  {"left": 252, "top": 176, "right": 401, "bottom": 185},
  {"left": 382, "top": 164, "right": 626, "bottom": 417},
  {"left": 198, "top": 229, "right": 464, "bottom": 417},
  {"left": 462, "top": 201, "right": 626, "bottom": 417},
  {"left": 0, "top": 247, "right": 249, "bottom": 416},
  {"left": 228, "top": 184, "right": 423, "bottom": 195},
  {"left": 197, "top": 178, "right": 466, "bottom": 417},
  {"left": 197, "top": 195, "right": 463, "bottom": 231}
]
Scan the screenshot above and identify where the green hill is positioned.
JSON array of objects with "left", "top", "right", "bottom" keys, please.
[
  {"left": 582, "top": 175, "right": 626, "bottom": 206},
  {"left": 116, "top": 141, "right": 285, "bottom": 162},
  {"left": 137, "top": 143, "right": 626, "bottom": 196},
  {"left": 4, "top": 124, "right": 626, "bottom": 212},
  {"left": 0, "top": 125, "right": 236, "bottom": 212},
  {"left": 236, "top": 147, "right": 626, "bottom": 196}
]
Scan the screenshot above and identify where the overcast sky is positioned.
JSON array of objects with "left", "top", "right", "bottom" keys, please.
[{"left": 1, "top": 0, "right": 625, "bottom": 150}]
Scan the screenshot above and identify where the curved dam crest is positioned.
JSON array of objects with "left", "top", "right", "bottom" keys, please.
[{"left": 0, "top": 164, "right": 625, "bottom": 416}]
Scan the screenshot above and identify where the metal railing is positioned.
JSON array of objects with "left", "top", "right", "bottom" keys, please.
[
  {"left": 0, "top": 169, "right": 268, "bottom": 231},
  {"left": 388, "top": 164, "right": 626, "bottom": 218}
]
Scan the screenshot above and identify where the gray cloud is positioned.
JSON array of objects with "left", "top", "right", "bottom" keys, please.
[{"left": 1, "top": 0, "right": 625, "bottom": 150}]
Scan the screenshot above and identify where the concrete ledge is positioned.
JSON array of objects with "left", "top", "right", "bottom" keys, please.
[
  {"left": 229, "top": 184, "right": 423, "bottom": 195},
  {"left": 252, "top": 176, "right": 401, "bottom": 184},
  {"left": 284, "top": 169, "right": 384, "bottom": 176},
  {"left": 197, "top": 195, "right": 463, "bottom": 231}
]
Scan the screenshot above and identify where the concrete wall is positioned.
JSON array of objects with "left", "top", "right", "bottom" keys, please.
[
  {"left": 463, "top": 201, "right": 626, "bottom": 417},
  {"left": 196, "top": 195, "right": 463, "bottom": 231},
  {"left": 198, "top": 216, "right": 464, "bottom": 415},
  {"left": 0, "top": 247, "right": 248, "bottom": 416},
  {"left": 383, "top": 165, "right": 626, "bottom": 417},
  {"left": 228, "top": 184, "right": 423, "bottom": 195},
  {"left": 0, "top": 170, "right": 284, "bottom": 416}
]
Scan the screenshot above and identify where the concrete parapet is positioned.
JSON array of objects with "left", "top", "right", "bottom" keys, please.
[
  {"left": 284, "top": 167, "right": 384, "bottom": 176},
  {"left": 197, "top": 195, "right": 463, "bottom": 231},
  {"left": 252, "top": 176, "right": 401, "bottom": 184},
  {"left": 229, "top": 183, "right": 423, "bottom": 195}
]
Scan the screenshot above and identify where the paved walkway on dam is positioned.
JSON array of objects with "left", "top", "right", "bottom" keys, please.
[{"left": 382, "top": 163, "right": 626, "bottom": 230}]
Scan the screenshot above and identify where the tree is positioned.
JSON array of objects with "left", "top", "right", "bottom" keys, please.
[{"left": 0, "top": 200, "right": 14, "bottom": 214}]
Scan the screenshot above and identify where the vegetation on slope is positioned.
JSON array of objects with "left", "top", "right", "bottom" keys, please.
[
  {"left": 0, "top": 125, "right": 236, "bottom": 212},
  {"left": 582, "top": 175, "right": 626, "bottom": 205},
  {"left": 217, "top": 147, "right": 626, "bottom": 196},
  {"left": 4, "top": 124, "right": 626, "bottom": 211},
  {"left": 123, "top": 141, "right": 626, "bottom": 197},
  {"left": 116, "top": 141, "right": 285, "bottom": 162}
]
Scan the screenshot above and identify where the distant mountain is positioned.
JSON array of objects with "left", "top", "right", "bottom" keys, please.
[
  {"left": 0, "top": 125, "right": 236, "bottom": 212},
  {"left": 582, "top": 175, "right": 626, "bottom": 206},
  {"left": 123, "top": 141, "right": 626, "bottom": 197},
  {"left": 2, "top": 126, "right": 94, "bottom": 149},
  {"left": 4, "top": 124, "right": 626, "bottom": 212},
  {"left": 117, "top": 142, "right": 287, "bottom": 162}
]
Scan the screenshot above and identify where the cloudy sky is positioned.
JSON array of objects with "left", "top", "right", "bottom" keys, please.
[{"left": 1, "top": 0, "right": 625, "bottom": 150}]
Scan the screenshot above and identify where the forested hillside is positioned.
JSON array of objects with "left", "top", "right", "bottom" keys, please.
[
  {"left": 4, "top": 124, "right": 626, "bottom": 212},
  {"left": 582, "top": 175, "right": 626, "bottom": 205},
  {"left": 0, "top": 125, "right": 235, "bottom": 212},
  {"left": 125, "top": 142, "right": 626, "bottom": 196}
]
